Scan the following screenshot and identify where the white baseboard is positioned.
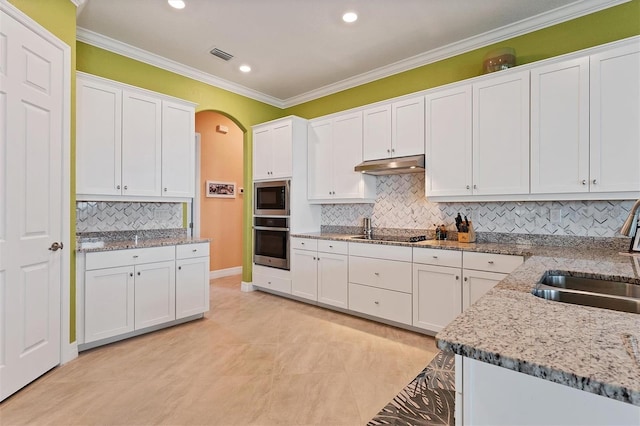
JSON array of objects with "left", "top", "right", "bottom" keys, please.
[
  {"left": 209, "top": 266, "right": 242, "bottom": 279},
  {"left": 241, "top": 281, "right": 255, "bottom": 292}
]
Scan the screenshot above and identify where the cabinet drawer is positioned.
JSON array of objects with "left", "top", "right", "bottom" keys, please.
[
  {"left": 348, "top": 283, "right": 412, "bottom": 325},
  {"left": 349, "top": 256, "right": 412, "bottom": 293},
  {"left": 291, "top": 237, "right": 318, "bottom": 251},
  {"left": 253, "top": 272, "right": 291, "bottom": 294},
  {"left": 463, "top": 252, "right": 523, "bottom": 274},
  {"left": 318, "top": 239, "right": 348, "bottom": 255},
  {"left": 176, "top": 242, "right": 210, "bottom": 259},
  {"left": 86, "top": 246, "right": 175, "bottom": 270},
  {"left": 348, "top": 242, "right": 412, "bottom": 262},
  {"left": 413, "top": 247, "right": 462, "bottom": 267}
]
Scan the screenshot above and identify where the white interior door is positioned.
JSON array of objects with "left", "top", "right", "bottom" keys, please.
[{"left": 0, "top": 9, "right": 64, "bottom": 402}]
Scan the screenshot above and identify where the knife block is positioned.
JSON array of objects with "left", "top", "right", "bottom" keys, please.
[{"left": 457, "top": 222, "right": 476, "bottom": 243}]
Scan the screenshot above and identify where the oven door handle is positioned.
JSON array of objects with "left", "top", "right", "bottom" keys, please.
[{"left": 253, "top": 226, "right": 290, "bottom": 232}]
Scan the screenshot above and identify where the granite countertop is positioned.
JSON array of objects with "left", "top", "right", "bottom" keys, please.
[
  {"left": 293, "top": 230, "right": 640, "bottom": 406},
  {"left": 436, "top": 253, "right": 640, "bottom": 406},
  {"left": 76, "top": 229, "right": 209, "bottom": 253}
]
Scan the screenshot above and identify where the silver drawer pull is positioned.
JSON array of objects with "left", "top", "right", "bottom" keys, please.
[
  {"left": 133, "top": 255, "right": 139, "bottom": 258},
  {"left": 488, "top": 260, "right": 494, "bottom": 264},
  {"left": 192, "top": 249, "right": 197, "bottom": 252},
  {"left": 374, "top": 272, "right": 380, "bottom": 276},
  {"left": 432, "top": 255, "right": 438, "bottom": 259},
  {"left": 329, "top": 245, "right": 333, "bottom": 248},
  {"left": 374, "top": 301, "right": 379, "bottom": 305},
  {"left": 301, "top": 242, "right": 305, "bottom": 245}
]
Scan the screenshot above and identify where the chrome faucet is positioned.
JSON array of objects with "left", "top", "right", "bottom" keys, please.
[
  {"left": 620, "top": 199, "right": 640, "bottom": 236},
  {"left": 363, "top": 217, "right": 372, "bottom": 236}
]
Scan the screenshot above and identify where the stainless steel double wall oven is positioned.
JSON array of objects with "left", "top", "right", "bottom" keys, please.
[{"left": 253, "top": 180, "right": 290, "bottom": 270}]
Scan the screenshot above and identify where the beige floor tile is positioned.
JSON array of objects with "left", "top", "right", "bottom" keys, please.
[{"left": 0, "top": 275, "right": 437, "bottom": 426}]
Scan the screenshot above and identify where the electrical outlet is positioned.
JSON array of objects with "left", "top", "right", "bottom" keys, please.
[{"left": 550, "top": 208, "right": 562, "bottom": 224}]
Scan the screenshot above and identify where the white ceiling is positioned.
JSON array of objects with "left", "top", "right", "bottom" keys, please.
[{"left": 76, "top": 0, "right": 626, "bottom": 107}]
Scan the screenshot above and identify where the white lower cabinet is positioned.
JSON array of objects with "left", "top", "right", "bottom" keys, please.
[
  {"left": 462, "top": 251, "right": 524, "bottom": 310},
  {"left": 253, "top": 263, "right": 292, "bottom": 294},
  {"left": 84, "top": 265, "right": 135, "bottom": 343},
  {"left": 81, "top": 243, "right": 209, "bottom": 348},
  {"left": 348, "top": 242, "right": 413, "bottom": 325},
  {"left": 176, "top": 243, "right": 210, "bottom": 319},
  {"left": 134, "top": 260, "right": 176, "bottom": 329},
  {"left": 291, "top": 238, "right": 348, "bottom": 307}
]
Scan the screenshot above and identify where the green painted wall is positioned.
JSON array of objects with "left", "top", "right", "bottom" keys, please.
[
  {"left": 76, "top": 43, "right": 283, "bottom": 285},
  {"left": 8, "top": 0, "right": 77, "bottom": 342},
  {"left": 285, "top": 0, "right": 640, "bottom": 118}
]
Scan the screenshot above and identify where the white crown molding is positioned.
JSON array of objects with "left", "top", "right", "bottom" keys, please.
[
  {"left": 76, "top": 0, "right": 629, "bottom": 109},
  {"left": 76, "top": 27, "right": 285, "bottom": 108},
  {"left": 281, "top": 0, "right": 630, "bottom": 107}
]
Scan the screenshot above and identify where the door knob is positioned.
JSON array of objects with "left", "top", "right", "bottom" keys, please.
[{"left": 48, "top": 242, "right": 63, "bottom": 251}]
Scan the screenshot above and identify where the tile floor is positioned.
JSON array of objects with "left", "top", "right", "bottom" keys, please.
[{"left": 0, "top": 275, "right": 438, "bottom": 425}]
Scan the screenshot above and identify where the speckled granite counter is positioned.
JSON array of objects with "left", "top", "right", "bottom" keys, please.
[
  {"left": 76, "top": 229, "right": 209, "bottom": 252},
  {"left": 293, "top": 230, "right": 640, "bottom": 406},
  {"left": 436, "top": 253, "right": 640, "bottom": 406}
]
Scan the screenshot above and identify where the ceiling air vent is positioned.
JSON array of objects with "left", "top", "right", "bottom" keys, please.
[{"left": 209, "top": 48, "right": 234, "bottom": 61}]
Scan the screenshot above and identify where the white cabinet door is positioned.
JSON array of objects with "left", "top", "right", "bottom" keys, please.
[
  {"left": 85, "top": 266, "right": 135, "bottom": 343},
  {"left": 425, "top": 85, "right": 472, "bottom": 197},
  {"left": 531, "top": 57, "right": 590, "bottom": 194},
  {"left": 413, "top": 264, "right": 462, "bottom": 333},
  {"left": 363, "top": 104, "right": 392, "bottom": 161},
  {"left": 392, "top": 96, "right": 425, "bottom": 158},
  {"left": 291, "top": 249, "right": 318, "bottom": 301},
  {"left": 332, "top": 111, "right": 365, "bottom": 199},
  {"left": 317, "top": 252, "right": 348, "bottom": 309},
  {"left": 121, "top": 90, "right": 162, "bottom": 197},
  {"left": 134, "top": 260, "right": 176, "bottom": 329},
  {"left": 462, "top": 270, "right": 506, "bottom": 310},
  {"left": 307, "top": 119, "right": 333, "bottom": 200},
  {"left": 590, "top": 43, "right": 640, "bottom": 193},
  {"left": 161, "top": 100, "right": 195, "bottom": 198},
  {"left": 253, "top": 127, "right": 273, "bottom": 180},
  {"left": 76, "top": 77, "right": 122, "bottom": 196},
  {"left": 473, "top": 71, "right": 530, "bottom": 196},
  {"left": 270, "top": 121, "right": 293, "bottom": 179},
  {"left": 176, "top": 257, "right": 210, "bottom": 319}
]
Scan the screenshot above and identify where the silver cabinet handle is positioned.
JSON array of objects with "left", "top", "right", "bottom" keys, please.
[
  {"left": 387, "top": 149, "right": 390, "bottom": 153},
  {"left": 329, "top": 245, "right": 333, "bottom": 248},
  {"left": 137, "top": 272, "right": 141, "bottom": 276},
  {"left": 317, "top": 257, "right": 320, "bottom": 261},
  {"left": 374, "top": 301, "right": 379, "bottom": 305},
  {"left": 466, "top": 185, "right": 470, "bottom": 190},
  {"left": 456, "top": 275, "right": 460, "bottom": 280},
  {"left": 473, "top": 184, "right": 477, "bottom": 189},
  {"left": 49, "top": 242, "right": 63, "bottom": 251},
  {"left": 432, "top": 255, "right": 438, "bottom": 259},
  {"left": 374, "top": 272, "right": 380, "bottom": 276},
  {"left": 130, "top": 273, "right": 133, "bottom": 277},
  {"left": 488, "top": 260, "right": 494, "bottom": 264},
  {"left": 592, "top": 179, "right": 597, "bottom": 185},
  {"left": 124, "top": 185, "right": 128, "bottom": 190},
  {"left": 313, "top": 257, "right": 316, "bottom": 260},
  {"left": 178, "top": 266, "right": 182, "bottom": 270},
  {"left": 581, "top": 180, "right": 587, "bottom": 185},
  {"left": 301, "top": 242, "right": 305, "bottom": 245},
  {"left": 116, "top": 185, "right": 121, "bottom": 190},
  {"left": 254, "top": 226, "right": 290, "bottom": 232},
  {"left": 192, "top": 249, "right": 197, "bottom": 252},
  {"left": 132, "top": 255, "right": 139, "bottom": 258},
  {"left": 164, "top": 187, "right": 168, "bottom": 192},
  {"left": 464, "top": 277, "right": 468, "bottom": 281}
]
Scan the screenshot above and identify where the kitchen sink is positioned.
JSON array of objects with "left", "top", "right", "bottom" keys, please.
[{"left": 532, "top": 272, "right": 640, "bottom": 314}]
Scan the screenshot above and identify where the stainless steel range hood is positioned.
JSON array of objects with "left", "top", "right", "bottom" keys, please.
[{"left": 354, "top": 154, "right": 425, "bottom": 176}]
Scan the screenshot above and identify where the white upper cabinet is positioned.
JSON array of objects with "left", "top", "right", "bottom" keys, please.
[
  {"left": 308, "top": 111, "right": 375, "bottom": 203},
  {"left": 76, "top": 73, "right": 196, "bottom": 200},
  {"left": 76, "top": 77, "right": 122, "bottom": 196},
  {"left": 121, "top": 90, "right": 162, "bottom": 197},
  {"left": 531, "top": 57, "right": 590, "bottom": 194},
  {"left": 363, "top": 96, "right": 425, "bottom": 161},
  {"left": 162, "top": 100, "right": 195, "bottom": 198},
  {"left": 425, "top": 85, "right": 473, "bottom": 197},
  {"left": 363, "top": 104, "right": 391, "bottom": 160},
  {"left": 252, "top": 119, "right": 294, "bottom": 180},
  {"left": 590, "top": 43, "right": 640, "bottom": 193},
  {"left": 473, "top": 70, "right": 530, "bottom": 196}
]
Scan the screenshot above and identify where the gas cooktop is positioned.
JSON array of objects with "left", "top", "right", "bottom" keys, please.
[{"left": 353, "top": 234, "right": 429, "bottom": 243}]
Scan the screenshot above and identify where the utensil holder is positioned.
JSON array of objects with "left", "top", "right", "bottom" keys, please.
[{"left": 458, "top": 222, "right": 476, "bottom": 243}]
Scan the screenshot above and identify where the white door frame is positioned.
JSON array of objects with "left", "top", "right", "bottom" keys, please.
[
  {"left": 192, "top": 132, "right": 201, "bottom": 238},
  {"left": 1, "top": 1, "right": 75, "bottom": 363}
]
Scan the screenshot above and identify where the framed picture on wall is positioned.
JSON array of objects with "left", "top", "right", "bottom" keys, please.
[{"left": 206, "top": 181, "right": 236, "bottom": 198}]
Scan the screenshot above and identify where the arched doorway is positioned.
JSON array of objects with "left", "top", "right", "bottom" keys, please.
[{"left": 195, "top": 111, "right": 244, "bottom": 277}]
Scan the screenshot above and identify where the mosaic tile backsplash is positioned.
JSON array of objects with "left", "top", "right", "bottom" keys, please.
[
  {"left": 76, "top": 202, "right": 183, "bottom": 232},
  {"left": 321, "top": 174, "right": 634, "bottom": 238}
]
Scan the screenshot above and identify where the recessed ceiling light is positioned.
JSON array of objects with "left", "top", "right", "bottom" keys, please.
[
  {"left": 168, "top": 0, "right": 185, "bottom": 9},
  {"left": 239, "top": 65, "right": 251, "bottom": 73},
  {"left": 342, "top": 12, "right": 358, "bottom": 23}
]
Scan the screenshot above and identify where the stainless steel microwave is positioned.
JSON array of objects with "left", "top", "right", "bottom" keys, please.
[{"left": 254, "top": 180, "right": 290, "bottom": 216}]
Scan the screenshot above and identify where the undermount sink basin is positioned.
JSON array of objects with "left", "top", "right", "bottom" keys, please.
[{"left": 532, "top": 272, "right": 640, "bottom": 314}]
